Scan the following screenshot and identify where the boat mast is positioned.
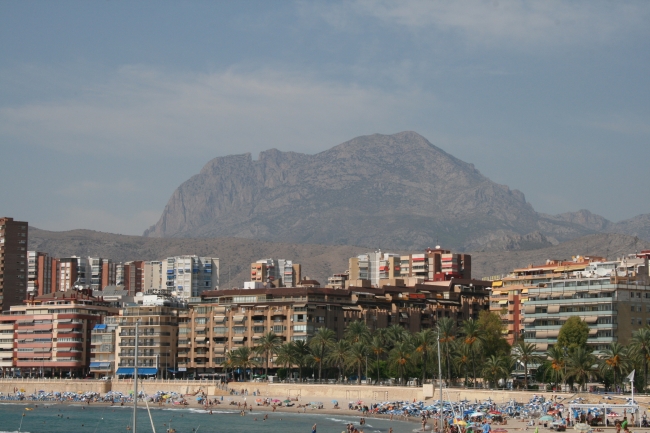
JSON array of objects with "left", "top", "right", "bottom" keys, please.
[{"left": 134, "top": 321, "right": 138, "bottom": 433}]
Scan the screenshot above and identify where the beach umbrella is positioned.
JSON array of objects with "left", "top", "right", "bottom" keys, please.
[
  {"left": 574, "top": 423, "right": 591, "bottom": 432},
  {"left": 283, "top": 399, "right": 291, "bottom": 404},
  {"left": 539, "top": 416, "right": 554, "bottom": 422},
  {"left": 332, "top": 400, "right": 338, "bottom": 404},
  {"left": 454, "top": 420, "right": 467, "bottom": 426},
  {"left": 272, "top": 399, "right": 281, "bottom": 403},
  {"left": 256, "top": 398, "right": 263, "bottom": 402},
  {"left": 470, "top": 412, "right": 485, "bottom": 417}
]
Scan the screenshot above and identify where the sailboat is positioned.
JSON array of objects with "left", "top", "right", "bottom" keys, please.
[{"left": 132, "top": 321, "right": 157, "bottom": 433}]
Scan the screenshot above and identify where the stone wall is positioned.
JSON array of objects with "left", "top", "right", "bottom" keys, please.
[{"left": 0, "top": 378, "right": 111, "bottom": 394}]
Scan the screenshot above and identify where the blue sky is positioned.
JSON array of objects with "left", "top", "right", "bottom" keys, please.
[{"left": 1, "top": 1, "right": 649, "bottom": 235}]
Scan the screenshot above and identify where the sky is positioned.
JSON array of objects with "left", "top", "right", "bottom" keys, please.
[{"left": 1, "top": 1, "right": 649, "bottom": 235}]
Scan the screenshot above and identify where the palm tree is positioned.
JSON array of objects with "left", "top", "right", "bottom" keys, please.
[
  {"left": 461, "top": 318, "right": 483, "bottom": 387},
  {"left": 326, "top": 340, "right": 350, "bottom": 382},
  {"left": 512, "top": 341, "right": 544, "bottom": 390},
  {"left": 346, "top": 341, "right": 369, "bottom": 384},
  {"left": 388, "top": 340, "right": 413, "bottom": 384},
  {"left": 290, "top": 340, "right": 311, "bottom": 381},
  {"left": 254, "top": 332, "right": 281, "bottom": 379},
  {"left": 309, "top": 327, "right": 336, "bottom": 382},
  {"left": 546, "top": 346, "right": 566, "bottom": 390},
  {"left": 412, "top": 329, "right": 436, "bottom": 384},
  {"left": 368, "top": 335, "right": 386, "bottom": 384},
  {"left": 630, "top": 327, "right": 650, "bottom": 390},
  {"left": 274, "top": 342, "right": 294, "bottom": 380},
  {"left": 345, "top": 320, "right": 371, "bottom": 344},
  {"left": 566, "top": 347, "right": 597, "bottom": 391},
  {"left": 453, "top": 341, "right": 472, "bottom": 386},
  {"left": 437, "top": 317, "right": 456, "bottom": 382},
  {"left": 482, "top": 354, "right": 511, "bottom": 388},
  {"left": 385, "top": 324, "right": 408, "bottom": 348},
  {"left": 230, "top": 346, "right": 259, "bottom": 381},
  {"left": 599, "top": 342, "right": 629, "bottom": 391}
]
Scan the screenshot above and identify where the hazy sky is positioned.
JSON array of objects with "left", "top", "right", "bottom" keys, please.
[{"left": 1, "top": 1, "right": 649, "bottom": 235}]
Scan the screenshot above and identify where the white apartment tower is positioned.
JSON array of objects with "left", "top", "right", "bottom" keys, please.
[{"left": 161, "top": 256, "right": 219, "bottom": 300}]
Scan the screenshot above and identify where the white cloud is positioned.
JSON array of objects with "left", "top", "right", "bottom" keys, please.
[
  {"left": 336, "top": 0, "right": 648, "bottom": 49},
  {"left": 0, "top": 65, "right": 429, "bottom": 159}
]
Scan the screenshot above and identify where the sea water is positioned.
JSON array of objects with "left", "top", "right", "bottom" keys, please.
[{"left": 0, "top": 403, "right": 414, "bottom": 433}]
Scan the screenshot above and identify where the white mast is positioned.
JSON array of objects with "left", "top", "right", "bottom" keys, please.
[{"left": 133, "top": 321, "right": 139, "bottom": 433}]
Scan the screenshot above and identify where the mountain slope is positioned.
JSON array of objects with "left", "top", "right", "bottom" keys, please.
[{"left": 145, "top": 131, "right": 608, "bottom": 250}]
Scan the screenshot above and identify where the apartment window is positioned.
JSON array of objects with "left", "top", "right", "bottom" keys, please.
[
  {"left": 272, "top": 325, "right": 285, "bottom": 333},
  {"left": 195, "top": 318, "right": 207, "bottom": 325},
  {"left": 233, "top": 326, "right": 246, "bottom": 334},
  {"left": 631, "top": 306, "right": 636, "bottom": 312},
  {"left": 639, "top": 318, "right": 643, "bottom": 325},
  {"left": 213, "top": 327, "right": 227, "bottom": 334},
  {"left": 632, "top": 318, "right": 636, "bottom": 325}
]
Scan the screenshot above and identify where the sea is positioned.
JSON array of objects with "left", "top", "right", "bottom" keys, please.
[{"left": 0, "top": 403, "right": 416, "bottom": 433}]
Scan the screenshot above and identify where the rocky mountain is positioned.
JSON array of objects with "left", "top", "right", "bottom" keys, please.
[
  {"left": 29, "top": 228, "right": 650, "bottom": 284},
  {"left": 145, "top": 131, "right": 641, "bottom": 250}
]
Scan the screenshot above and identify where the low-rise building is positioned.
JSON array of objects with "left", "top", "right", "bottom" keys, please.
[{"left": 0, "top": 290, "right": 117, "bottom": 378}]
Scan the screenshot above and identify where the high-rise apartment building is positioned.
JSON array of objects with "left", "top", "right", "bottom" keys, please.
[
  {"left": 143, "top": 261, "right": 163, "bottom": 292},
  {"left": 0, "top": 217, "right": 28, "bottom": 311},
  {"left": 27, "top": 251, "right": 57, "bottom": 296},
  {"left": 161, "top": 256, "right": 219, "bottom": 300},
  {"left": 250, "top": 258, "right": 301, "bottom": 287},
  {"left": 123, "top": 261, "right": 144, "bottom": 295},
  {"left": 57, "top": 256, "right": 90, "bottom": 291}
]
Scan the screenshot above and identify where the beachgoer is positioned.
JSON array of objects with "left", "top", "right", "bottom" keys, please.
[{"left": 312, "top": 423, "right": 317, "bottom": 433}]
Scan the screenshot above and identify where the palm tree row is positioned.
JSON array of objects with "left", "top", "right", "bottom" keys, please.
[{"left": 227, "top": 316, "right": 650, "bottom": 391}]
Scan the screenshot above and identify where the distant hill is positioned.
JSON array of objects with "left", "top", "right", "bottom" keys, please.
[
  {"left": 144, "top": 131, "right": 650, "bottom": 250},
  {"left": 29, "top": 228, "right": 650, "bottom": 285}
]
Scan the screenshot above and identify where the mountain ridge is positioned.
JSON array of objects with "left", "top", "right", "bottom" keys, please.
[{"left": 145, "top": 131, "right": 645, "bottom": 250}]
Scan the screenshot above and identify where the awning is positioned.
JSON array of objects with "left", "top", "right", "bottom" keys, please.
[
  {"left": 583, "top": 316, "right": 598, "bottom": 324},
  {"left": 491, "top": 291, "right": 502, "bottom": 296},
  {"left": 524, "top": 305, "right": 535, "bottom": 314},
  {"left": 535, "top": 343, "right": 548, "bottom": 351},
  {"left": 521, "top": 289, "right": 529, "bottom": 294},
  {"left": 56, "top": 319, "right": 72, "bottom": 323},
  {"left": 523, "top": 317, "right": 535, "bottom": 324},
  {"left": 399, "top": 313, "right": 409, "bottom": 318},
  {"left": 90, "top": 362, "right": 111, "bottom": 368},
  {"left": 195, "top": 337, "right": 208, "bottom": 342},
  {"left": 547, "top": 329, "right": 560, "bottom": 338},
  {"left": 232, "top": 336, "right": 245, "bottom": 342},
  {"left": 492, "top": 281, "right": 503, "bottom": 288},
  {"left": 93, "top": 324, "right": 107, "bottom": 330},
  {"left": 292, "top": 303, "right": 306, "bottom": 308},
  {"left": 233, "top": 315, "right": 245, "bottom": 322},
  {"left": 548, "top": 305, "right": 560, "bottom": 314},
  {"left": 214, "top": 315, "right": 225, "bottom": 322},
  {"left": 498, "top": 300, "right": 508, "bottom": 305},
  {"left": 116, "top": 367, "right": 158, "bottom": 376},
  {"left": 589, "top": 329, "right": 598, "bottom": 336}
]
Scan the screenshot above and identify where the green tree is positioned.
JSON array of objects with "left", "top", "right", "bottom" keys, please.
[
  {"left": 412, "top": 329, "right": 437, "bottom": 384},
  {"left": 229, "top": 346, "right": 259, "bottom": 381},
  {"left": 454, "top": 341, "right": 472, "bottom": 386},
  {"left": 290, "top": 340, "right": 311, "bottom": 381},
  {"left": 346, "top": 341, "right": 369, "bottom": 384},
  {"left": 461, "top": 318, "right": 483, "bottom": 387},
  {"left": 326, "top": 340, "right": 351, "bottom": 382},
  {"left": 388, "top": 340, "right": 414, "bottom": 384},
  {"left": 385, "top": 324, "right": 408, "bottom": 348},
  {"left": 512, "top": 341, "right": 544, "bottom": 390},
  {"left": 274, "top": 343, "right": 294, "bottom": 379},
  {"left": 345, "top": 320, "right": 371, "bottom": 344},
  {"left": 630, "top": 327, "right": 650, "bottom": 391},
  {"left": 557, "top": 316, "right": 589, "bottom": 351},
  {"left": 482, "top": 354, "right": 512, "bottom": 388},
  {"left": 368, "top": 335, "right": 387, "bottom": 384},
  {"left": 254, "top": 331, "right": 281, "bottom": 379},
  {"left": 309, "top": 327, "right": 336, "bottom": 381},
  {"left": 599, "top": 342, "right": 629, "bottom": 391},
  {"left": 566, "top": 346, "right": 597, "bottom": 391},
  {"left": 545, "top": 346, "right": 566, "bottom": 390},
  {"left": 437, "top": 317, "right": 456, "bottom": 382},
  {"left": 477, "top": 310, "right": 510, "bottom": 357}
]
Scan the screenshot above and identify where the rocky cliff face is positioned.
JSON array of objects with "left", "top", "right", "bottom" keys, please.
[{"left": 144, "top": 132, "right": 647, "bottom": 250}]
